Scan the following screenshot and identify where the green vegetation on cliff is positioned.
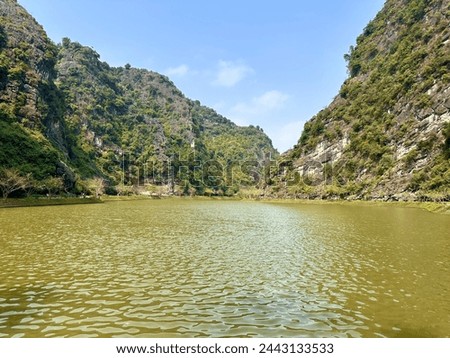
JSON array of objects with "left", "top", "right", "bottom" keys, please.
[
  {"left": 0, "top": 1, "right": 65, "bottom": 180},
  {"left": 0, "top": 0, "right": 277, "bottom": 199},
  {"left": 1, "top": 0, "right": 448, "bottom": 202},
  {"left": 279, "top": 0, "right": 449, "bottom": 201}
]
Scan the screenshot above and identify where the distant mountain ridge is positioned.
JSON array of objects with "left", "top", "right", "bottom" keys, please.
[
  {"left": 0, "top": 0, "right": 277, "bottom": 196},
  {"left": 276, "top": 0, "right": 449, "bottom": 201}
]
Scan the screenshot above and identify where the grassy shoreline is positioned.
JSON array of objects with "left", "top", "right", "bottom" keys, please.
[
  {"left": 258, "top": 198, "right": 450, "bottom": 214},
  {"left": 1, "top": 195, "right": 448, "bottom": 214},
  {"left": 0, "top": 197, "right": 102, "bottom": 209},
  {"left": 104, "top": 194, "right": 450, "bottom": 214}
]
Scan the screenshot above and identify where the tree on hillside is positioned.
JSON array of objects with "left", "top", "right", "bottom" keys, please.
[
  {"left": 87, "top": 177, "right": 106, "bottom": 198},
  {"left": 42, "top": 177, "right": 64, "bottom": 198},
  {"left": 0, "top": 169, "right": 32, "bottom": 200},
  {"left": 115, "top": 183, "right": 132, "bottom": 196}
]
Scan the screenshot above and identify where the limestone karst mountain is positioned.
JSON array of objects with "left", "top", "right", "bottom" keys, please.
[
  {"left": 277, "top": 0, "right": 449, "bottom": 200},
  {"left": 0, "top": 0, "right": 276, "bottom": 196}
]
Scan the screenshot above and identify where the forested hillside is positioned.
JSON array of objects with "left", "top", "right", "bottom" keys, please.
[
  {"left": 1, "top": 0, "right": 449, "bottom": 201},
  {"left": 276, "top": 0, "right": 449, "bottom": 201},
  {"left": 0, "top": 0, "right": 276, "bottom": 198}
]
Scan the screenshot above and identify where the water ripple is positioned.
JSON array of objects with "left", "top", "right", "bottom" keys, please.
[{"left": 0, "top": 200, "right": 449, "bottom": 337}]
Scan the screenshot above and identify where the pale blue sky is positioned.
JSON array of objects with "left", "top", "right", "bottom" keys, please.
[{"left": 18, "top": 0, "right": 385, "bottom": 152}]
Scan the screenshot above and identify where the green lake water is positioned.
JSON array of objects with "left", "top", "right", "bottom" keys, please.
[{"left": 0, "top": 199, "right": 449, "bottom": 337}]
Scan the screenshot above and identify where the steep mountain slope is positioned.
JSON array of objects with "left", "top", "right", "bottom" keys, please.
[
  {"left": 0, "top": 0, "right": 276, "bottom": 196},
  {"left": 0, "top": 0, "right": 70, "bottom": 181},
  {"left": 279, "top": 0, "right": 449, "bottom": 200},
  {"left": 56, "top": 39, "right": 276, "bottom": 194}
]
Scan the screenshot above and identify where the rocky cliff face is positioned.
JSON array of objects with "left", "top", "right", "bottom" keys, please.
[
  {"left": 0, "top": 0, "right": 276, "bottom": 195},
  {"left": 0, "top": 0, "right": 71, "bottom": 182},
  {"left": 56, "top": 39, "right": 276, "bottom": 191},
  {"left": 0, "top": 0, "right": 57, "bottom": 123},
  {"left": 279, "top": 0, "right": 449, "bottom": 200}
]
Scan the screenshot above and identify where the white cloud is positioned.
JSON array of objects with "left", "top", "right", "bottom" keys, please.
[
  {"left": 165, "top": 64, "right": 189, "bottom": 77},
  {"left": 271, "top": 120, "right": 305, "bottom": 153},
  {"left": 213, "top": 60, "right": 253, "bottom": 87},
  {"left": 224, "top": 90, "right": 300, "bottom": 152},
  {"left": 230, "top": 90, "right": 290, "bottom": 118}
]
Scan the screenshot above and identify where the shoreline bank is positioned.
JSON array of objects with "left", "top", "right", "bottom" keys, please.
[
  {"left": 105, "top": 195, "right": 450, "bottom": 214},
  {"left": 1, "top": 195, "right": 448, "bottom": 214},
  {"left": 0, "top": 197, "right": 102, "bottom": 209}
]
